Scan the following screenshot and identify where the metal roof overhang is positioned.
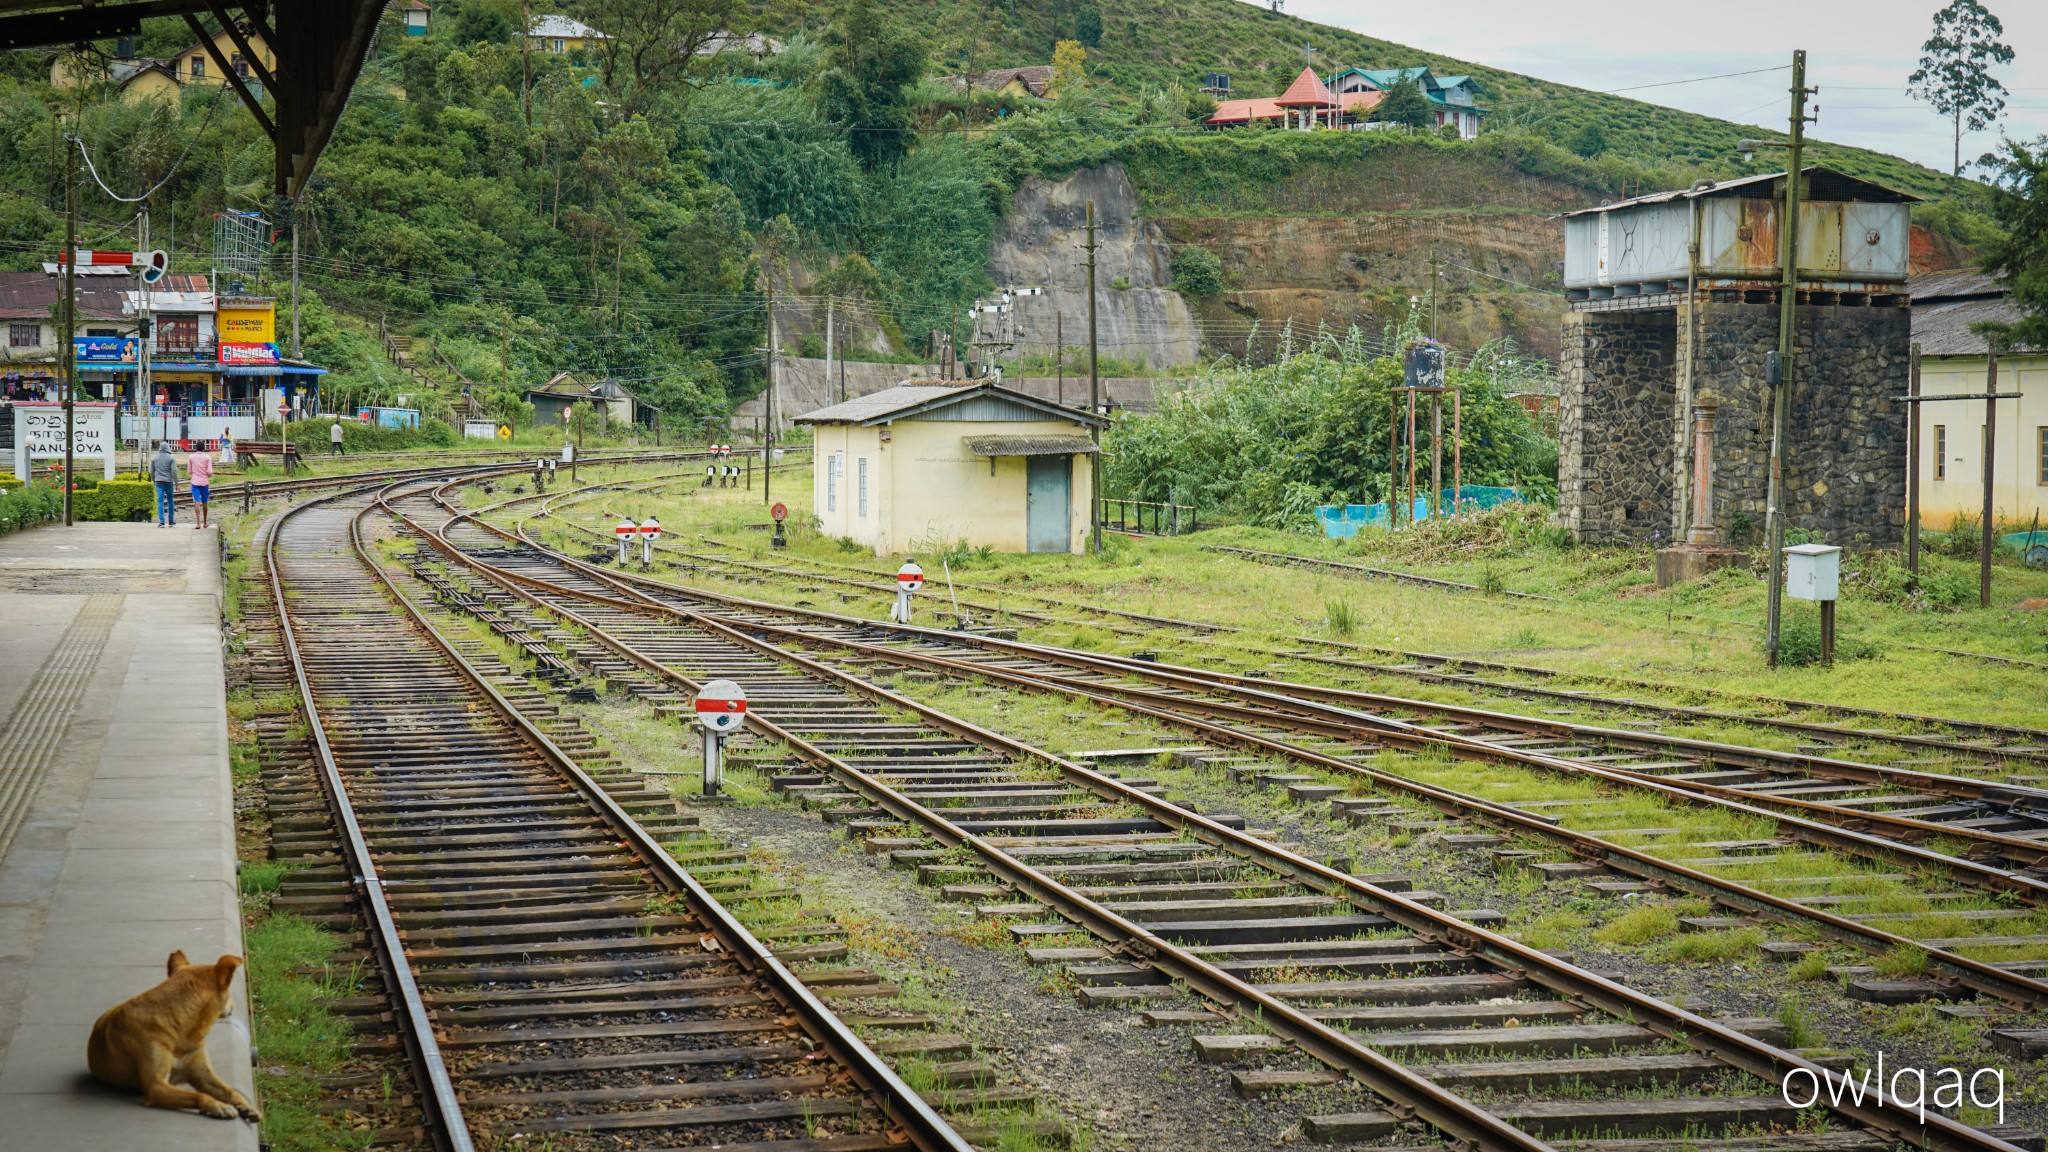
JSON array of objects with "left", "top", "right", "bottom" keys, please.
[
  {"left": 0, "top": 1, "right": 388, "bottom": 197},
  {"left": 962, "top": 434, "right": 1098, "bottom": 457}
]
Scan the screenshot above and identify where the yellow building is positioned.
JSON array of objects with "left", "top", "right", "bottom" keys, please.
[
  {"left": 796, "top": 381, "right": 1105, "bottom": 556},
  {"left": 1909, "top": 272, "right": 2048, "bottom": 531},
  {"left": 527, "top": 14, "right": 609, "bottom": 54},
  {"left": 55, "top": 24, "right": 277, "bottom": 103}
]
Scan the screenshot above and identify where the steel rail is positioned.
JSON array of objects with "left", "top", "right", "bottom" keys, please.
[
  {"left": 511, "top": 484, "right": 2048, "bottom": 864},
  {"left": 264, "top": 482, "right": 477, "bottom": 1152},
  {"left": 361, "top": 486, "right": 973, "bottom": 1152},
  {"left": 403, "top": 497, "right": 2027, "bottom": 1152},
  {"left": 441, "top": 503, "right": 2048, "bottom": 1012},
  {"left": 528, "top": 475, "right": 2048, "bottom": 762}
]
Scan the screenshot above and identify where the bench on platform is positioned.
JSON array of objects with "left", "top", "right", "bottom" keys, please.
[{"left": 235, "top": 440, "right": 301, "bottom": 470}]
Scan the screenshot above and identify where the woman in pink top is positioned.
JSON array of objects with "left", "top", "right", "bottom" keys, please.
[{"left": 187, "top": 447, "right": 214, "bottom": 529}]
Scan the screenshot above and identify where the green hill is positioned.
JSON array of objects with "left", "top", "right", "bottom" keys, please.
[{"left": 759, "top": 0, "right": 1971, "bottom": 203}]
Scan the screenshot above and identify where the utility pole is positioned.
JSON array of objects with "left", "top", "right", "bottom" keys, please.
[
  {"left": 1084, "top": 201, "right": 1101, "bottom": 553},
  {"left": 1761, "top": 48, "right": 1813, "bottom": 668},
  {"left": 825, "top": 295, "right": 836, "bottom": 402},
  {"left": 290, "top": 204, "right": 302, "bottom": 360},
  {"left": 1980, "top": 348, "right": 1999, "bottom": 608},
  {"left": 1906, "top": 343, "right": 1922, "bottom": 576},
  {"left": 520, "top": 0, "right": 533, "bottom": 125},
  {"left": 1428, "top": 252, "right": 1440, "bottom": 341},
  {"left": 764, "top": 296, "right": 776, "bottom": 505},
  {"left": 1055, "top": 312, "right": 1064, "bottom": 407},
  {"left": 137, "top": 202, "right": 152, "bottom": 475},
  {"left": 61, "top": 132, "right": 76, "bottom": 527}
]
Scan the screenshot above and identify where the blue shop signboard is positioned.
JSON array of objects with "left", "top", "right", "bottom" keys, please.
[{"left": 74, "top": 336, "right": 138, "bottom": 364}]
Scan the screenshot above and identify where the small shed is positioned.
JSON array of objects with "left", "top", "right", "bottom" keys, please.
[{"left": 796, "top": 380, "right": 1107, "bottom": 556}]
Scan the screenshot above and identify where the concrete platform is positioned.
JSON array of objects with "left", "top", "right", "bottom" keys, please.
[{"left": 0, "top": 523, "right": 255, "bottom": 1150}]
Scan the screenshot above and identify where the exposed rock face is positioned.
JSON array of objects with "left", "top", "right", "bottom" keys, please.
[
  {"left": 986, "top": 164, "right": 1203, "bottom": 371},
  {"left": 1562, "top": 300, "right": 1908, "bottom": 548}
]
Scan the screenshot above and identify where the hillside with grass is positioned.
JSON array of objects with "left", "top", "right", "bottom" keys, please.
[{"left": 760, "top": 0, "right": 1977, "bottom": 205}]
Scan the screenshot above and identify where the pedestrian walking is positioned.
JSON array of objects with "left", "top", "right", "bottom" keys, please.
[
  {"left": 149, "top": 442, "right": 177, "bottom": 527},
  {"left": 329, "top": 418, "right": 345, "bottom": 455},
  {"left": 219, "top": 432, "right": 237, "bottom": 467},
  {"left": 187, "top": 445, "right": 213, "bottom": 530}
]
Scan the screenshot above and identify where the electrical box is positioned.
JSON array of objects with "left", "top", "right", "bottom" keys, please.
[{"left": 1784, "top": 543, "right": 1840, "bottom": 601}]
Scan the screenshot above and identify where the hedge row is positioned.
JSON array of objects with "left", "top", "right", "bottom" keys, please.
[
  {"left": 0, "top": 483, "right": 61, "bottom": 534},
  {"left": 76, "top": 479, "right": 159, "bottom": 522}
]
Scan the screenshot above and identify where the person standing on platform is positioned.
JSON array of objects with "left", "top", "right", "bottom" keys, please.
[
  {"left": 149, "top": 442, "right": 177, "bottom": 527},
  {"left": 187, "top": 444, "right": 213, "bottom": 530},
  {"left": 329, "top": 418, "right": 345, "bottom": 456}
]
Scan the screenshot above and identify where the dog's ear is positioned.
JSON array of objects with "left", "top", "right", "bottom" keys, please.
[
  {"left": 166, "top": 950, "right": 190, "bottom": 975},
  {"left": 212, "top": 955, "right": 243, "bottom": 992}
]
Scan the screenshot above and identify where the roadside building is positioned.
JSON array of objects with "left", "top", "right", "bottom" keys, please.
[
  {"left": 1205, "top": 65, "right": 1483, "bottom": 136},
  {"left": 796, "top": 380, "right": 1106, "bottom": 556},
  {"left": 525, "top": 372, "right": 653, "bottom": 431},
  {"left": 55, "top": 20, "right": 277, "bottom": 103},
  {"left": 1908, "top": 271, "right": 2048, "bottom": 530},
  {"left": 1328, "top": 68, "right": 1486, "bottom": 139}
]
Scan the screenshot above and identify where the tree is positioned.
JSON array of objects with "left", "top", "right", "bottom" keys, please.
[
  {"left": 1072, "top": 3, "right": 1103, "bottom": 47},
  {"left": 1374, "top": 76, "right": 1432, "bottom": 131},
  {"left": 577, "top": 0, "right": 740, "bottom": 115},
  {"left": 1908, "top": 0, "right": 2015, "bottom": 175},
  {"left": 1171, "top": 246, "right": 1225, "bottom": 298},
  {"left": 1973, "top": 136, "right": 2048, "bottom": 352},
  {"left": 1567, "top": 123, "right": 1607, "bottom": 158},
  {"left": 1051, "top": 39, "right": 1086, "bottom": 96},
  {"left": 815, "top": 0, "right": 926, "bottom": 169}
]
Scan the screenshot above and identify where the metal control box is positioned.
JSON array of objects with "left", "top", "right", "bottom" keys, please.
[{"left": 1784, "top": 543, "right": 1841, "bottom": 602}]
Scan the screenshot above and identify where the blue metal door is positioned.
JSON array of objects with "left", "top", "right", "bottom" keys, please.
[{"left": 1025, "top": 456, "right": 1070, "bottom": 553}]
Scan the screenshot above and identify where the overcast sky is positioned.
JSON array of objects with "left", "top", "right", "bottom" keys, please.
[{"left": 1275, "top": 0, "right": 2047, "bottom": 176}]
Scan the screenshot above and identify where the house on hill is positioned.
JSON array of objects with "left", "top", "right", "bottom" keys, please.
[
  {"left": 53, "top": 21, "right": 277, "bottom": 103},
  {"left": 1329, "top": 67, "right": 1487, "bottom": 139},
  {"left": 1206, "top": 67, "right": 1383, "bottom": 129},
  {"left": 797, "top": 380, "right": 1106, "bottom": 556},
  {"left": 528, "top": 14, "right": 608, "bottom": 54}
]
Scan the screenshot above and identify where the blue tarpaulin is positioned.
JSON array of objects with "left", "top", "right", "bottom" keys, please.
[{"left": 1315, "top": 487, "right": 1524, "bottom": 539}]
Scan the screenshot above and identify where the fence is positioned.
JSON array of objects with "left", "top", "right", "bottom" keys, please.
[
  {"left": 1315, "top": 486, "right": 1524, "bottom": 539},
  {"left": 1100, "top": 498, "right": 1197, "bottom": 536}
]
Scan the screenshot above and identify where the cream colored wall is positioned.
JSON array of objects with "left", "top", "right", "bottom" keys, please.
[
  {"left": 808, "top": 423, "right": 881, "bottom": 547},
  {"left": 883, "top": 418, "right": 1093, "bottom": 555},
  {"left": 1914, "top": 353, "right": 2048, "bottom": 529},
  {"left": 805, "top": 416, "right": 1096, "bottom": 555}
]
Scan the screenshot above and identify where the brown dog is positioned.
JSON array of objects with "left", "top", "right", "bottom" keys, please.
[{"left": 86, "top": 951, "right": 260, "bottom": 1121}]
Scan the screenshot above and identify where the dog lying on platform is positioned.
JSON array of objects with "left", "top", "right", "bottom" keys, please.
[{"left": 87, "top": 951, "right": 261, "bottom": 1122}]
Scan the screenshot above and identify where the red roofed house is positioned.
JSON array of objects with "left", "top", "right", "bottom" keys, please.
[{"left": 1207, "top": 66, "right": 1384, "bottom": 130}]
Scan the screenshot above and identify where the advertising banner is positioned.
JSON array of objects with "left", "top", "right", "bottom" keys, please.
[
  {"left": 219, "top": 342, "right": 280, "bottom": 366},
  {"left": 73, "top": 336, "right": 138, "bottom": 363}
]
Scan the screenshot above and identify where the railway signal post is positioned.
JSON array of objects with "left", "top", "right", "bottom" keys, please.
[
  {"left": 770, "top": 502, "right": 788, "bottom": 549},
  {"left": 639, "top": 516, "right": 661, "bottom": 567},
  {"left": 891, "top": 560, "right": 924, "bottom": 623},
  {"left": 615, "top": 518, "right": 637, "bottom": 564},
  {"left": 693, "top": 679, "right": 747, "bottom": 797}
]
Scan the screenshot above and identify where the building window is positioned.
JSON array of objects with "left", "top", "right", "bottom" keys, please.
[
  {"left": 158, "top": 316, "right": 198, "bottom": 352},
  {"left": 190, "top": 55, "right": 205, "bottom": 78},
  {"left": 551, "top": 37, "right": 565, "bottom": 52},
  {"left": 857, "top": 457, "right": 868, "bottom": 517},
  {"left": 232, "top": 53, "right": 248, "bottom": 79},
  {"left": 1933, "top": 424, "right": 1946, "bottom": 480},
  {"left": 827, "top": 452, "right": 840, "bottom": 512},
  {"left": 9, "top": 323, "right": 38, "bottom": 347}
]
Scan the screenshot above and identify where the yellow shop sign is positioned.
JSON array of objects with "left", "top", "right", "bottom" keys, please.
[{"left": 217, "top": 304, "right": 276, "bottom": 343}]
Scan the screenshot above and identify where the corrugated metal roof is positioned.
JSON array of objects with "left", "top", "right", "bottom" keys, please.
[
  {"left": 962, "top": 434, "right": 1098, "bottom": 457},
  {"left": 1563, "top": 167, "right": 1918, "bottom": 218},
  {"left": 795, "top": 380, "right": 1107, "bottom": 428},
  {"left": 1909, "top": 272, "right": 2035, "bottom": 355}
]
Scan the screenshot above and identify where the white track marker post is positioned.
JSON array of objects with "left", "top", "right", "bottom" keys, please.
[
  {"left": 693, "top": 679, "right": 747, "bottom": 796},
  {"left": 891, "top": 559, "right": 924, "bottom": 624},
  {"left": 640, "top": 515, "right": 660, "bottom": 567},
  {"left": 615, "top": 518, "right": 637, "bottom": 564}
]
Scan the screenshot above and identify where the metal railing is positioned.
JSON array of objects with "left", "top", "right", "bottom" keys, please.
[{"left": 1100, "top": 497, "right": 1197, "bottom": 536}]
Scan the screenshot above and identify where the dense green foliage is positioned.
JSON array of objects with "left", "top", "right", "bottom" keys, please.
[
  {"left": 1169, "top": 245, "right": 1224, "bottom": 297},
  {"left": 0, "top": 482, "right": 61, "bottom": 534},
  {"left": 1102, "top": 327, "right": 1556, "bottom": 528},
  {"left": 1976, "top": 136, "right": 2048, "bottom": 351},
  {"left": 75, "top": 478, "right": 156, "bottom": 521}
]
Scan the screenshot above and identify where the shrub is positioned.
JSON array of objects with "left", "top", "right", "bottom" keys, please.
[
  {"left": 75, "top": 479, "right": 158, "bottom": 522},
  {"left": 1770, "top": 606, "right": 1883, "bottom": 667},
  {"left": 1170, "top": 245, "right": 1226, "bottom": 297},
  {"left": 0, "top": 483, "right": 61, "bottom": 534}
]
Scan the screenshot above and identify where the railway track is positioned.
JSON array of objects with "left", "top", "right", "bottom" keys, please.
[
  {"left": 416, "top": 481, "right": 2048, "bottom": 1008},
  {"left": 525, "top": 476, "right": 2048, "bottom": 783},
  {"left": 260, "top": 477, "right": 969, "bottom": 1152},
  {"left": 367, "top": 475, "right": 2047, "bottom": 1151}
]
